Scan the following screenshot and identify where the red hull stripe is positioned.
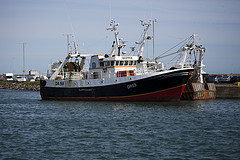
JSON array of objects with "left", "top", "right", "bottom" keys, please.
[{"left": 42, "top": 84, "right": 186, "bottom": 102}]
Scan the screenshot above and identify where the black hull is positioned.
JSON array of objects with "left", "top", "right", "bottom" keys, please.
[{"left": 40, "top": 69, "right": 193, "bottom": 102}]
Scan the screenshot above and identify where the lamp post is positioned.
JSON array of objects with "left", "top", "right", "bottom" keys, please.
[{"left": 21, "top": 42, "right": 26, "bottom": 78}]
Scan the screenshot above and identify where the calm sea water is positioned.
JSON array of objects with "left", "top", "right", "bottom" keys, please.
[{"left": 0, "top": 89, "right": 240, "bottom": 160}]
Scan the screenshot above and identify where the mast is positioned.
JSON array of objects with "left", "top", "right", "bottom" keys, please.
[
  {"left": 137, "top": 20, "right": 152, "bottom": 58},
  {"left": 190, "top": 33, "right": 205, "bottom": 83},
  {"left": 63, "top": 34, "right": 73, "bottom": 55},
  {"left": 197, "top": 48, "right": 205, "bottom": 83},
  {"left": 107, "top": 20, "right": 120, "bottom": 56},
  {"left": 152, "top": 19, "right": 157, "bottom": 60},
  {"left": 107, "top": 20, "right": 127, "bottom": 57}
]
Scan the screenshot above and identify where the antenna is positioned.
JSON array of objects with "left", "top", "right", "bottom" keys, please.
[
  {"left": 63, "top": 34, "right": 73, "bottom": 55},
  {"left": 152, "top": 19, "right": 157, "bottom": 60}
]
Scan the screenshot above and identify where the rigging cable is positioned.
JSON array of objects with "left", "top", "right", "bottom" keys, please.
[{"left": 154, "top": 35, "right": 192, "bottom": 60}]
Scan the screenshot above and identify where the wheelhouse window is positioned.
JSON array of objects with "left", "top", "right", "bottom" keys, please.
[
  {"left": 116, "top": 61, "right": 119, "bottom": 66},
  {"left": 129, "top": 61, "right": 133, "bottom": 65},
  {"left": 100, "top": 62, "right": 104, "bottom": 67},
  {"left": 133, "top": 61, "right": 137, "bottom": 65},
  {"left": 120, "top": 61, "right": 124, "bottom": 66},
  {"left": 111, "top": 61, "right": 114, "bottom": 66},
  {"left": 124, "top": 61, "right": 128, "bottom": 66},
  {"left": 105, "top": 61, "right": 110, "bottom": 66}
]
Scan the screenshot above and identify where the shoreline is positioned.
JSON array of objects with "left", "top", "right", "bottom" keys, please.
[{"left": 0, "top": 81, "right": 40, "bottom": 91}]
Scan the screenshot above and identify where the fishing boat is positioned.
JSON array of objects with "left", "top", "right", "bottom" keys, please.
[{"left": 40, "top": 20, "right": 194, "bottom": 101}]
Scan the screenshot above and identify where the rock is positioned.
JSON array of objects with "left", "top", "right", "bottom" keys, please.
[{"left": 0, "top": 81, "right": 40, "bottom": 91}]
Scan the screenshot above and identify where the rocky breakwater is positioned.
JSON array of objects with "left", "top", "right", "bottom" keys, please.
[{"left": 0, "top": 81, "right": 40, "bottom": 91}]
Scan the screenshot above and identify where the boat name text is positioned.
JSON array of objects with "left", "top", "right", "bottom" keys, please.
[
  {"left": 127, "top": 83, "right": 137, "bottom": 89},
  {"left": 55, "top": 81, "right": 64, "bottom": 86}
]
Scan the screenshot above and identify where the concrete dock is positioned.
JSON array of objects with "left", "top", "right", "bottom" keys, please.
[{"left": 215, "top": 84, "right": 240, "bottom": 99}]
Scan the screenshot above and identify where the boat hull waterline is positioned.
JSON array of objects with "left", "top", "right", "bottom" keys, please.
[{"left": 40, "top": 69, "right": 193, "bottom": 102}]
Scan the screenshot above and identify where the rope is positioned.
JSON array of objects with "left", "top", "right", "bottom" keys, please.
[{"left": 154, "top": 35, "right": 192, "bottom": 60}]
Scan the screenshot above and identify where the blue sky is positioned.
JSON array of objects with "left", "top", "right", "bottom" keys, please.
[{"left": 0, "top": 0, "right": 240, "bottom": 75}]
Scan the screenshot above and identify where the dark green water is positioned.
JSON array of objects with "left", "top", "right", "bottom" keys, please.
[{"left": 0, "top": 89, "right": 240, "bottom": 159}]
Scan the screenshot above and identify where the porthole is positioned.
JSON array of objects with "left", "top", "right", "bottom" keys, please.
[{"left": 92, "top": 62, "right": 96, "bottom": 68}]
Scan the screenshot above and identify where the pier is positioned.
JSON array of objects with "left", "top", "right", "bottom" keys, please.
[{"left": 215, "top": 84, "right": 240, "bottom": 99}]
